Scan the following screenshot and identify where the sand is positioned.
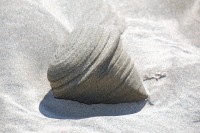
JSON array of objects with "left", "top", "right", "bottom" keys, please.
[{"left": 0, "top": 0, "right": 200, "bottom": 132}]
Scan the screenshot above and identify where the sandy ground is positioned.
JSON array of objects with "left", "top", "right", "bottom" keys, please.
[{"left": 0, "top": 0, "right": 200, "bottom": 132}]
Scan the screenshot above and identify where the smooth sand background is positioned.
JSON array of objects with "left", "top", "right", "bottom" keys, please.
[{"left": 0, "top": 0, "right": 200, "bottom": 132}]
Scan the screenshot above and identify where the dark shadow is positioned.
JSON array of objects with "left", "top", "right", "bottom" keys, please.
[{"left": 39, "top": 90, "right": 147, "bottom": 119}]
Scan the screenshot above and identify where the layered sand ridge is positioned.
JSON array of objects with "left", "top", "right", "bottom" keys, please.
[{"left": 47, "top": 25, "right": 148, "bottom": 104}]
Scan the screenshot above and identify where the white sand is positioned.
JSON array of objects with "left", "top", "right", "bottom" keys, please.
[{"left": 0, "top": 0, "right": 200, "bottom": 132}]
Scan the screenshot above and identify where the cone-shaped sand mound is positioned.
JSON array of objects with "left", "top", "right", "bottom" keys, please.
[{"left": 47, "top": 25, "right": 148, "bottom": 104}]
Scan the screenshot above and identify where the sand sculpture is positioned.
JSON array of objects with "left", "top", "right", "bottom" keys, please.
[{"left": 47, "top": 25, "right": 148, "bottom": 104}]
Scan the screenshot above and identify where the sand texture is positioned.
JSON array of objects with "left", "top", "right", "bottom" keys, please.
[{"left": 0, "top": 0, "right": 200, "bottom": 132}]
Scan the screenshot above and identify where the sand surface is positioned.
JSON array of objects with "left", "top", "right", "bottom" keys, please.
[{"left": 0, "top": 0, "right": 200, "bottom": 132}]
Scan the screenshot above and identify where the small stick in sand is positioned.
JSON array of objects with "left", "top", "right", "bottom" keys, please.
[
  {"left": 146, "top": 97, "right": 154, "bottom": 106},
  {"left": 143, "top": 72, "right": 167, "bottom": 81}
]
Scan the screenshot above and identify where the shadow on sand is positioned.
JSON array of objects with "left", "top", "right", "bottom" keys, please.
[{"left": 39, "top": 90, "right": 147, "bottom": 119}]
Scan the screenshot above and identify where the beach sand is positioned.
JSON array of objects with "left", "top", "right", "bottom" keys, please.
[{"left": 0, "top": 0, "right": 200, "bottom": 132}]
